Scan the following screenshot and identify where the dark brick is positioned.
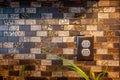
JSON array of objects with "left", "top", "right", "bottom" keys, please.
[
  {"left": 58, "top": 7, "right": 69, "bottom": 13},
  {"left": 9, "top": 71, "right": 19, "bottom": 76},
  {"left": 25, "top": 77, "right": 47, "bottom": 80},
  {"left": 63, "top": 54, "right": 74, "bottom": 59},
  {"left": 25, "top": 31, "right": 36, "bottom": 36},
  {"left": 19, "top": 60, "right": 30, "bottom": 65},
  {"left": 57, "top": 77, "right": 68, "bottom": 80},
  {"left": 0, "top": 25, "right": 8, "bottom": 31},
  {"left": 19, "top": 25, "right": 30, "bottom": 31},
  {"left": 20, "top": 2, "right": 30, "bottom": 7},
  {"left": 35, "top": 54, "right": 46, "bottom": 59},
  {"left": 64, "top": 1, "right": 87, "bottom": 7},
  {"left": 84, "top": 61, "right": 96, "bottom": 65},
  {"left": 57, "top": 43, "right": 67, "bottom": 48},
  {"left": 52, "top": 60, "right": 63, "bottom": 65},
  {"left": 3, "top": 8, "right": 14, "bottom": 14},
  {"left": 20, "top": 13, "right": 29, "bottom": 19},
  {"left": 37, "top": 7, "right": 48, "bottom": 13},
  {"left": 0, "top": 37, "right": 7, "bottom": 42},
  {"left": 0, "top": 20, "right": 4, "bottom": 25},
  {"left": 0, "top": 65, "right": 13, "bottom": 70},
  {"left": 53, "top": 13, "right": 63, "bottom": 19},
  {"left": 101, "top": 55, "right": 113, "bottom": 60},
  {"left": 41, "top": 71, "right": 52, "bottom": 77},
  {"left": 48, "top": 7, "right": 58, "bottom": 13},
  {"left": 96, "top": 37, "right": 107, "bottom": 42},
  {"left": 0, "top": 32, "right": 3, "bottom": 36},
  {"left": 0, "top": 48, "right": 8, "bottom": 53},
  {"left": 28, "top": 13, "right": 41, "bottom": 19},
  {"left": 25, "top": 65, "right": 35, "bottom": 71},
  {"left": 69, "top": 31, "right": 80, "bottom": 36},
  {"left": 112, "top": 67, "right": 120, "bottom": 72},
  {"left": 113, "top": 43, "right": 119, "bottom": 48},
  {"left": 19, "top": 48, "right": 30, "bottom": 53},
  {"left": 0, "top": 76, "right": 3, "bottom": 80},
  {"left": 3, "top": 54, "right": 14, "bottom": 59},
  {"left": 23, "top": 42, "right": 35, "bottom": 48},
  {"left": 86, "top": 13, "right": 98, "bottom": 18},
  {"left": 8, "top": 37, "right": 19, "bottom": 42}
]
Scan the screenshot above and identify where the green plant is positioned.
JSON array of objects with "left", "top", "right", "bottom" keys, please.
[
  {"left": 42, "top": 49, "right": 109, "bottom": 80},
  {"left": 20, "top": 65, "right": 26, "bottom": 80}
]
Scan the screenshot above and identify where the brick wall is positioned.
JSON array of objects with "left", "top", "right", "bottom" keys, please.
[{"left": 0, "top": 0, "right": 119, "bottom": 80}]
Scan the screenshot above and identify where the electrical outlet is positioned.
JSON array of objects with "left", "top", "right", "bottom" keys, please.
[
  {"left": 81, "top": 49, "right": 90, "bottom": 56},
  {"left": 81, "top": 40, "right": 90, "bottom": 48},
  {"left": 76, "top": 35, "right": 94, "bottom": 61}
]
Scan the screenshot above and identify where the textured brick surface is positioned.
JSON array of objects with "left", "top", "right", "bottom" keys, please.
[{"left": 0, "top": 0, "right": 119, "bottom": 80}]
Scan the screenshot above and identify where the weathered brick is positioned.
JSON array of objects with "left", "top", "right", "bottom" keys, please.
[
  {"left": 25, "top": 19, "right": 36, "bottom": 25},
  {"left": 108, "top": 49, "right": 119, "bottom": 54},
  {"left": 81, "top": 19, "right": 97, "bottom": 24},
  {"left": 110, "top": 13, "right": 119, "bottom": 18},
  {"left": 59, "top": 19, "right": 69, "bottom": 25},
  {"left": 58, "top": 31, "right": 69, "bottom": 36},
  {"left": 107, "top": 37, "right": 119, "bottom": 43},
  {"left": 101, "top": 43, "right": 113, "bottom": 48},
  {"left": 98, "top": 13, "right": 109, "bottom": 19},
  {"left": 96, "top": 37, "right": 107, "bottom": 42},
  {"left": 63, "top": 71, "right": 81, "bottom": 77},
  {"left": 104, "top": 7, "right": 116, "bottom": 12},
  {"left": 9, "top": 26, "right": 19, "bottom": 31},
  {"left": 30, "top": 48, "right": 41, "bottom": 54},
  {"left": 48, "top": 31, "right": 58, "bottom": 36},
  {"left": 86, "top": 25, "right": 97, "bottom": 30},
  {"left": 41, "top": 60, "right": 52, "bottom": 65},
  {"left": 98, "top": 1, "right": 109, "bottom": 6},
  {"left": 14, "top": 54, "right": 24, "bottom": 59},
  {"left": 109, "top": 1, "right": 120, "bottom": 6},
  {"left": 41, "top": 13, "right": 52, "bottom": 19},
  {"left": 94, "top": 43, "right": 101, "bottom": 49},
  {"left": 67, "top": 43, "right": 76, "bottom": 48},
  {"left": 14, "top": 19, "right": 25, "bottom": 25},
  {"left": 101, "top": 54, "right": 113, "bottom": 60},
  {"left": 37, "top": 31, "right": 47, "bottom": 36},
  {"left": 0, "top": 71, "right": 9, "bottom": 76},
  {"left": 91, "top": 66, "right": 102, "bottom": 72},
  {"left": 63, "top": 37, "right": 74, "bottom": 42},
  {"left": 52, "top": 72, "right": 63, "bottom": 77},
  {"left": 90, "top": 31, "right": 104, "bottom": 36},
  {"left": 108, "top": 72, "right": 119, "bottom": 78},
  {"left": 98, "top": 25, "right": 110, "bottom": 30},
  {"left": 26, "top": 8, "right": 36, "bottom": 13},
  {"left": 30, "top": 37, "right": 41, "bottom": 42},
  {"left": 63, "top": 48, "right": 74, "bottom": 54},
  {"left": 96, "top": 49, "right": 108, "bottom": 54},
  {"left": 31, "top": 25, "right": 41, "bottom": 31},
  {"left": 36, "top": 65, "right": 46, "bottom": 71},
  {"left": 104, "top": 31, "right": 117, "bottom": 36},
  {"left": 69, "top": 19, "right": 80, "bottom": 24},
  {"left": 97, "top": 60, "right": 119, "bottom": 66},
  {"left": 51, "top": 37, "right": 62, "bottom": 43},
  {"left": 3, "top": 42, "right": 13, "bottom": 48},
  {"left": 0, "top": 54, "right": 3, "bottom": 59},
  {"left": 24, "top": 54, "right": 35, "bottom": 59},
  {"left": 10, "top": 2, "right": 19, "bottom": 7}
]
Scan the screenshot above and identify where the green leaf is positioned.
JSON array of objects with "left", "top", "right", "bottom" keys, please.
[
  {"left": 90, "top": 70, "right": 95, "bottom": 80},
  {"left": 96, "top": 73, "right": 104, "bottom": 80},
  {"left": 22, "top": 65, "right": 26, "bottom": 71}
]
